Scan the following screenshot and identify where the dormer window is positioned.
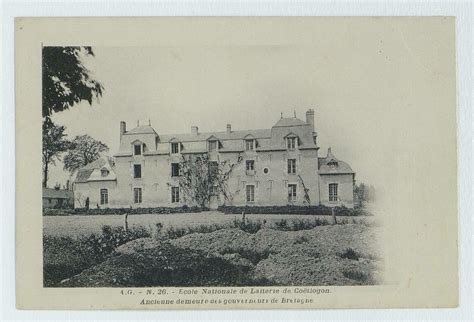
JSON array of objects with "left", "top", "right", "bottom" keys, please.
[
  {"left": 208, "top": 140, "right": 218, "bottom": 152},
  {"left": 101, "top": 169, "right": 109, "bottom": 177},
  {"left": 134, "top": 144, "right": 142, "bottom": 155},
  {"left": 171, "top": 142, "right": 180, "bottom": 154},
  {"left": 245, "top": 139, "right": 255, "bottom": 151},
  {"left": 287, "top": 137, "right": 297, "bottom": 150},
  {"left": 328, "top": 161, "right": 338, "bottom": 169}
]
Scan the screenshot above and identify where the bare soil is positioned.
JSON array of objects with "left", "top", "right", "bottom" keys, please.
[{"left": 60, "top": 223, "right": 382, "bottom": 287}]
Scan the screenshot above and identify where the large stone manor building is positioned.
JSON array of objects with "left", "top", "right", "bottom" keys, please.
[{"left": 72, "top": 109, "right": 356, "bottom": 209}]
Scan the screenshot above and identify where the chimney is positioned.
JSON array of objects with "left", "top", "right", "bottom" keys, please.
[
  {"left": 226, "top": 124, "right": 231, "bottom": 133},
  {"left": 306, "top": 108, "right": 315, "bottom": 132},
  {"left": 120, "top": 121, "right": 127, "bottom": 142},
  {"left": 191, "top": 126, "right": 199, "bottom": 135},
  {"left": 327, "top": 147, "right": 335, "bottom": 159}
]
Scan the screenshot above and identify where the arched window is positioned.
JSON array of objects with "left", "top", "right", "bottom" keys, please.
[
  {"left": 328, "top": 161, "right": 338, "bottom": 169},
  {"left": 101, "top": 168, "right": 109, "bottom": 177}
]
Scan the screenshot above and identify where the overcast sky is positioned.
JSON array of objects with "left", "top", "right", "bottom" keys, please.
[{"left": 49, "top": 26, "right": 452, "bottom": 193}]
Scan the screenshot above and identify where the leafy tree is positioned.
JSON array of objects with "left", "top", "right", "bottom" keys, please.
[
  {"left": 42, "top": 120, "right": 71, "bottom": 187},
  {"left": 63, "top": 135, "right": 109, "bottom": 174},
  {"left": 42, "top": 46, "right": 104, "bottom": 119},
  {"left": 354, "top": 183, "right": 376, "bottom": 207},
  {"left": 42, "top": 46, "right": 104, "bottom": 187},
  {"left": 177, "top": 154, "right": 242, "bottom": 207}
]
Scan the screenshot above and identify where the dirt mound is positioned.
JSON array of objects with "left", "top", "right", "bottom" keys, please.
[
  {"left": 170, "top": 224, "right": 381, "bottom": 285},
  {"left": 114, "top": 237, "right": 162, "bottom": 255},
  {"left": 60, "top": 242, "right": 268, "bottom": 287},
  {"left": 60, "top": 224, "right": 382, "bottom": 287}
]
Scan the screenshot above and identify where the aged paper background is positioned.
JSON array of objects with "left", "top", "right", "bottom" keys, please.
[{"left": 15, "top": 17, "right": 457, "bottom": 309}]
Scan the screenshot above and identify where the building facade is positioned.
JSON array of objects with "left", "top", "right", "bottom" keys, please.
[
  {"left": 73, "top": 109, "right": 356, "bottom": 209},
  {"left": 42, "top": 187, "right": 74, "bottom": 209}
]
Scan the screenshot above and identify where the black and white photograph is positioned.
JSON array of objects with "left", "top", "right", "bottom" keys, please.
[
  {"left": 42, "top": 44, "right": 381, "bottom": 288},
  {"left": 14, "top": 16, "right": 460, "bottom": 310}
]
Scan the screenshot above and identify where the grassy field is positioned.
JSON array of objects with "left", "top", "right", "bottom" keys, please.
[{"left": 43, "top": 211, "right": 375, "bottom": 237}]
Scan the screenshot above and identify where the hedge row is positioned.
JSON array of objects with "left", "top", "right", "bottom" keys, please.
[
  {"left": 43, "top": 205, "right": 371, "bottom": 216},
  {"left": 43, "top": 205, "right": 208, "bottom": 216},
  {"left": 217, "top": 205, "right": 370, "bottom": 216}
]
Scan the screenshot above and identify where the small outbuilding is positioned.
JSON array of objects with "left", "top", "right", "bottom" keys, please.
[{"left": 42, "top": 187, "right": 74, "bottom": 209}]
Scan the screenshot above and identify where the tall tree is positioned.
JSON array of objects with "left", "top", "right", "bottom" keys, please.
[
  {"left": 42, "top": 46, "right": 104, "bottom": 186},
  {"left": 63, "top": 135, "right": 109, "bottom": 174},
  {"left": 42, "top": 120, "right": 70, "bottom": 187},
  {"left": 42, "top": 46, "right": 104, "bottom": 119},
  {"left": 354, "top": 183, "right": 376, "bottom": 207}
]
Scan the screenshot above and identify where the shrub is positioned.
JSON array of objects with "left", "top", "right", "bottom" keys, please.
[
  {"left": 273, "top": 218, "right": 330, "bottom": 231},
  {"left": 43, "top": 205, "right": 208, "bottom": 216},
  {"left": 164, "top": 226, "right": 189, "bottom": 239},
  {"left": 62, "top": 243, "right": 274, "bottom": 287},
  {"left": 43, "top": 236, "right": 98, "bottom": 287},
  {"left": 218, "top": 205, "right": 371, "bottom": 216},
  {"left": 161, "top": 223, "right": 231, "bottom": 240},
  {"left": 43, "top": 225, "right": 151, "bottom": 287},
  {"left": 82, "top": 225, "right": 151, "bottom": 257},
  {"left": 231, "top": 218, "right": 264, "bottom": 234},
  {"left": 294, "top": 235, "right": 309, "bottom": 244},
  {"left": 342, "top": 269, "right": 373, "bottom": 284},
  {"left": 220, "top": 246, "right": 273, "bottom": 265},
  {"left": 338, "top": 248, "right": 360, "bottom": 260}
]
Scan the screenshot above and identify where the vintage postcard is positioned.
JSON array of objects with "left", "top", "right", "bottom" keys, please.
[{"left": 15, "top": 17, "right": 458, "bottom": 309}]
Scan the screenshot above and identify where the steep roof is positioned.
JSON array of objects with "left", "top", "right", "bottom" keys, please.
[
  {"left": 43, "top": 188, "right": 73, "bottom": 199},
  {"left": 75, "top": 169, "right": 95, "bottom": 183},
  {"left": 79, "top": 157, "right": 113, "bottom": 170},
  {"left": 273, "top": 117, "right": 307, "bottom": 128},
  {"left": 318, "top": 148, "right": 355, "bottom": 175},
  {"left": 117, "top": 114, "right": 318, "bottom": 155},
  {"left": 159, "top": 129, "right": 271, "bottom": 143},
  {"left": 125, "top": 125, "right": 158, "bottom": 135},
  {"left": 74, "top": 157, "right": 116, "bottom": 183}
]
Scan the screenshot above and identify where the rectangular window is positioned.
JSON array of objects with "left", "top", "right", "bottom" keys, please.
[
  {"left": 133, "top": 188, "right": 142, "bottom": 204},
  {"left": 287, "top": 137, "right": 296, "bottom": 150},
  {"left": 329, "top": 183, "right": 338, "bottom": 202},
  {"left": 246, "top": 185, "right": 255, "bottom": 203},
  {"left": 208, "top": 140, "right": 217, "bottom": 152},
  {"left": 287, "top": 159, "right": 296, "bottom": 174},
  {"left": 245, "top": 139, "right": 254, "bottom": 151},
  {"left": 133, "top": 164, "right": 142, "bottom": 178},
  {"left": 246, "top": 160, "right": 255, "bottom": 171},
  {"left": 100, "top": 188, "right": 108, "bottom": 205},
  {"left": 171, "top": 163, "right": 180, "bottom": 177},
  {"left": 171, "top": 142, "right": 179, "bottom": 154},
  {"left": 171, "top": 187, "right": 180, "bottom": 203},
  {"left": 210, "top": 185, "right": 218, "bottom": 196},
  {"left": 288, "top": 184, "right": 297, "bottom": 202},
  {"left": 134, "top": 144, "right": 142, "bottom": 155}
]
